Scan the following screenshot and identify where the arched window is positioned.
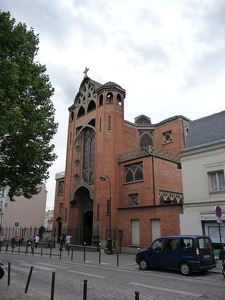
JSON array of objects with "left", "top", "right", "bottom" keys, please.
[
  {"left": 82, "top": 128, "right": 95, "bottom": 183},
  {"left": 106, "top": 92, "right": 113, "bottom": 104},
  {"left": 87, "top": 100, "right": 96, "bottom": 113},
  {"left": 140, "top": 133, "right": 153, "bottom": 147},
  {"left": 117, "top": 93, "right": 122, "bottom": 105},
  {"left": 77, "top": 106, "right": 85, "bottom": 118},
  {"left": 125, "top": 162, "right": 143, "bottom": 183},
  {"left": 99, "top": 94, "right": 103, "bottom": 106}
]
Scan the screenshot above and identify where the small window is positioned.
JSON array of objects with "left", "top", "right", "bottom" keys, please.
[
  {"left": 129, "top": 193, "right": 138, "bottom": 206},
  {"left": 108, "top": 116, "right": 111, "bottom": 130},
  {"left": 209, "top": 171, "right": 225, "bottom": 192},
  {"left": 162, "top": 130, "right": 173, "bottom": 144},
  {"left": 70, "top": 111, "right": 74, "bottom": 122},
  {"left": 58, "top": 181, "right": 64, "bottom": 196},
  {"left": 59, "top": 203, "right": 63, "bottom": 214},
  {"left": 106, "top": 199, "right": 110, "bottom": 215},
  {"left": 99, "top": 117, "right": 102, "bottom": 132}
]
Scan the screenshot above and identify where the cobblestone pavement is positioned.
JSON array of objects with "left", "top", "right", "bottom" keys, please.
[{"left": 0, "top": 246, "right": 223, "bottom": 299}]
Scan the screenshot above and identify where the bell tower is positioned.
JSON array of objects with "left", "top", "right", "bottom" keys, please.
[{"left": 94, "top": 82, "right": 126, "bottom": 245}]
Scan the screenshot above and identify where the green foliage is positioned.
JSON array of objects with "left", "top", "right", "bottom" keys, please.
[{"left": 0, "top": 12, "right": 58, "bottom": 201}]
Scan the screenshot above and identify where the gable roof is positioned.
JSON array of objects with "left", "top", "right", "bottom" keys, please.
[{"left": 185, "top": 111, "right": 225, "bottom": 150}]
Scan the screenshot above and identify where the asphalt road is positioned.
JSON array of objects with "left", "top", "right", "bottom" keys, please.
[{"left": 0, "top": 247, "right": 224, "bottom": 300}]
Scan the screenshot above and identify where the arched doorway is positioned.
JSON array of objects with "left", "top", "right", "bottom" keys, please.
[
  {"left": 73, "top": 186, "right": 93, "bottom": 245},
  {"left": 83, "top": 211, "right": 93, "bottom": 245}
]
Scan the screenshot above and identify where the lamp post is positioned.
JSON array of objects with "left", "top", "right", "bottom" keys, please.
[{"left": 100, "top": 175, "right": 113, "bottom": 254}]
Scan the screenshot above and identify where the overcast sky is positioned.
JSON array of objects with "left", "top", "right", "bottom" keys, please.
[{"left": 1, "top": 0, "right": 225, "bottom": 209}]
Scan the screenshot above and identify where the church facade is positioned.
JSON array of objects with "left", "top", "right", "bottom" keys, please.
[{"left": 53, "top": 72, "right": 190, "bottom": 252}]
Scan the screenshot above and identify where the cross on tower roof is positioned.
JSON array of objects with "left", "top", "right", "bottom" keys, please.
[{"left": 83, "top": 67, "right": 89, "bottom": 77}]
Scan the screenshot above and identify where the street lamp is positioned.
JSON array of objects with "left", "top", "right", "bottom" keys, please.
[{"left": 100, "top": 175, "right": 113, "bottom": 254}]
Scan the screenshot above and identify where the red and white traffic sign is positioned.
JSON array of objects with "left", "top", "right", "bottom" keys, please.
[{"left": 215, "top": 206, "right": 222, "bottom": 218}]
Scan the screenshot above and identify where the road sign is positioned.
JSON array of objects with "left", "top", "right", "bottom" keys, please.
[
  {"left": 215, "top": 206, "right": 222, "bottom": 218},
  {"left": 15, "top": 222, "right": 19, "bottom": 227}
]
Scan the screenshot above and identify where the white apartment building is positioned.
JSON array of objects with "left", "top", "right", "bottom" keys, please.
[{"left": 180, "top": 111, "right": 225, "bottom": 246}]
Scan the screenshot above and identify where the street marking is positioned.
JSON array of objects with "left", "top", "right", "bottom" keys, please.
[
  {"left": 128, "top": 282, "right": 203, "bottom": 297},
  {"left": 10, "top": 265, "right": 38, "bottom": 273},
  {"left": 20, "top": 263, "right": 55, "bottom": 271},
  {"left": 34, "top": 262, "right": 70, "bottom": 269},
  {"left": 69, "top": 270, "right": 107, "bottom": 278}
]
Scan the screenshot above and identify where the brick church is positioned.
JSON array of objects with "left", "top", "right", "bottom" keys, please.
[{"left": 53, "top": 70, "right": 190, "bottom": 252}]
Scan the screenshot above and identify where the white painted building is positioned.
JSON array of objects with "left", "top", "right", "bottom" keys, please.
[{"left": 180, "top": 111, "right": 225, "bottom": 246}]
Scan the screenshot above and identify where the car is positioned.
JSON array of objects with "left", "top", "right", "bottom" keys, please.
[{"left": 135, "top": 235, "right": 216, "bottom": 275}]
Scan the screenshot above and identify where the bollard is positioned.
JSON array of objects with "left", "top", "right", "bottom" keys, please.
[
  {"left": 59, "top": 248, "right": 62, "bottom": 260},
  {"left": 83, "top": 279, "right": 87, "bottom": 300},
  {"left": 24, "top": 266, "right": 34, "bottom": 293},
  {"left": 117, "top": 250, "right": 119, "bottom": 267},
  {"left": 41, "top": 247, "right": 43, "bottom": 257},
  {"left": 71, "top": 248, "right": 73, "bottom": 261},
  {"left": 50, "top": 247, "right": 52, "bottom": 258},
  {"left": 51, "top": 272, "right": 55, "bottom": 300},
  {"left": 18, "top": 245, "right": 20, "bottom": 254},
  {"left": 7, "top": 262, "right": 11, "bottom": 286},
  {"left": 84, "top": 242, "right": 86, "bottom": 262},
  {"left": 6, "top": 244, "right": 8, "bottom": 253},
  {"left": 99, "top": 243, "right": 101, "bottom": 264},
  {"left": 135, "top": 291, "right": 139, "bottom": 300},
  {"left": 26, "top": 245, "right": 28, "bottom": 254}
]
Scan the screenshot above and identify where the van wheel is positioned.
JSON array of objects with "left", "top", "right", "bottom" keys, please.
[
  {"left": 139, "top": 259, "right": 148, "bottom": 270},
  {"left": 180, "top": 262, "right": 191, "bottom": 276}
]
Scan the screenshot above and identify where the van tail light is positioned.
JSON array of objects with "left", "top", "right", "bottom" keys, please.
[{"left": 196, "top": 247, "right": 200, "bottom": 259}]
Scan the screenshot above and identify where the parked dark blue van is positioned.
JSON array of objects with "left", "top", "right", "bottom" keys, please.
[{"left": 135, "top": 235, "right": 216, "bottom": 275}]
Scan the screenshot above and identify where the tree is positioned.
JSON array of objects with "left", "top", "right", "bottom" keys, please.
[{"left": 0, "top": 12, "right": 58, "bottom": 201}]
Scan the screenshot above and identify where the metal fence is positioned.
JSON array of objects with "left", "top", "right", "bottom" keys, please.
[{"left": 0, "top": 226, "right": 124, "bottom": 250}]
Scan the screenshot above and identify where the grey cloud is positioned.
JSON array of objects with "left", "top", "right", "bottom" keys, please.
[
  {"left": 120, "top": 40, "right": 169, "bottom": 69},
  {"left": 184, "top": 46, "right": 225, "bottom": 88},
  {"left": 198, "top": 1, "right": 225, "bottom": 44},
  {"left": 1, "top": 0, "right": 107, "bottom": 50},
  {"left": 1, "top": 0, "right": 75, "bottom": 48}
]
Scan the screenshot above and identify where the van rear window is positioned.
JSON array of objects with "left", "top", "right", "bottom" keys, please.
[{"left": 198, "top": 237, "right": 212, "bottom": 250}]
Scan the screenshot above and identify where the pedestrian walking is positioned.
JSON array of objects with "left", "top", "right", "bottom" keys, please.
[
  {"left": 59, "top": 234, "right": 65, "bottom": 251},
  {"left": 65, "top": 234, "right": 72, "bottom": 251},
  {"left": 34, "top": 235, "right": 40, "bottom": 248},
  {"left": 11, "top": 237, "right": 16, "bottom": 249},
  {"left": 27, "top": 237, "right": 34, "bottom": 253},
  {"left": 15, "top": 236, "right": 19, "bottom": 246}
]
